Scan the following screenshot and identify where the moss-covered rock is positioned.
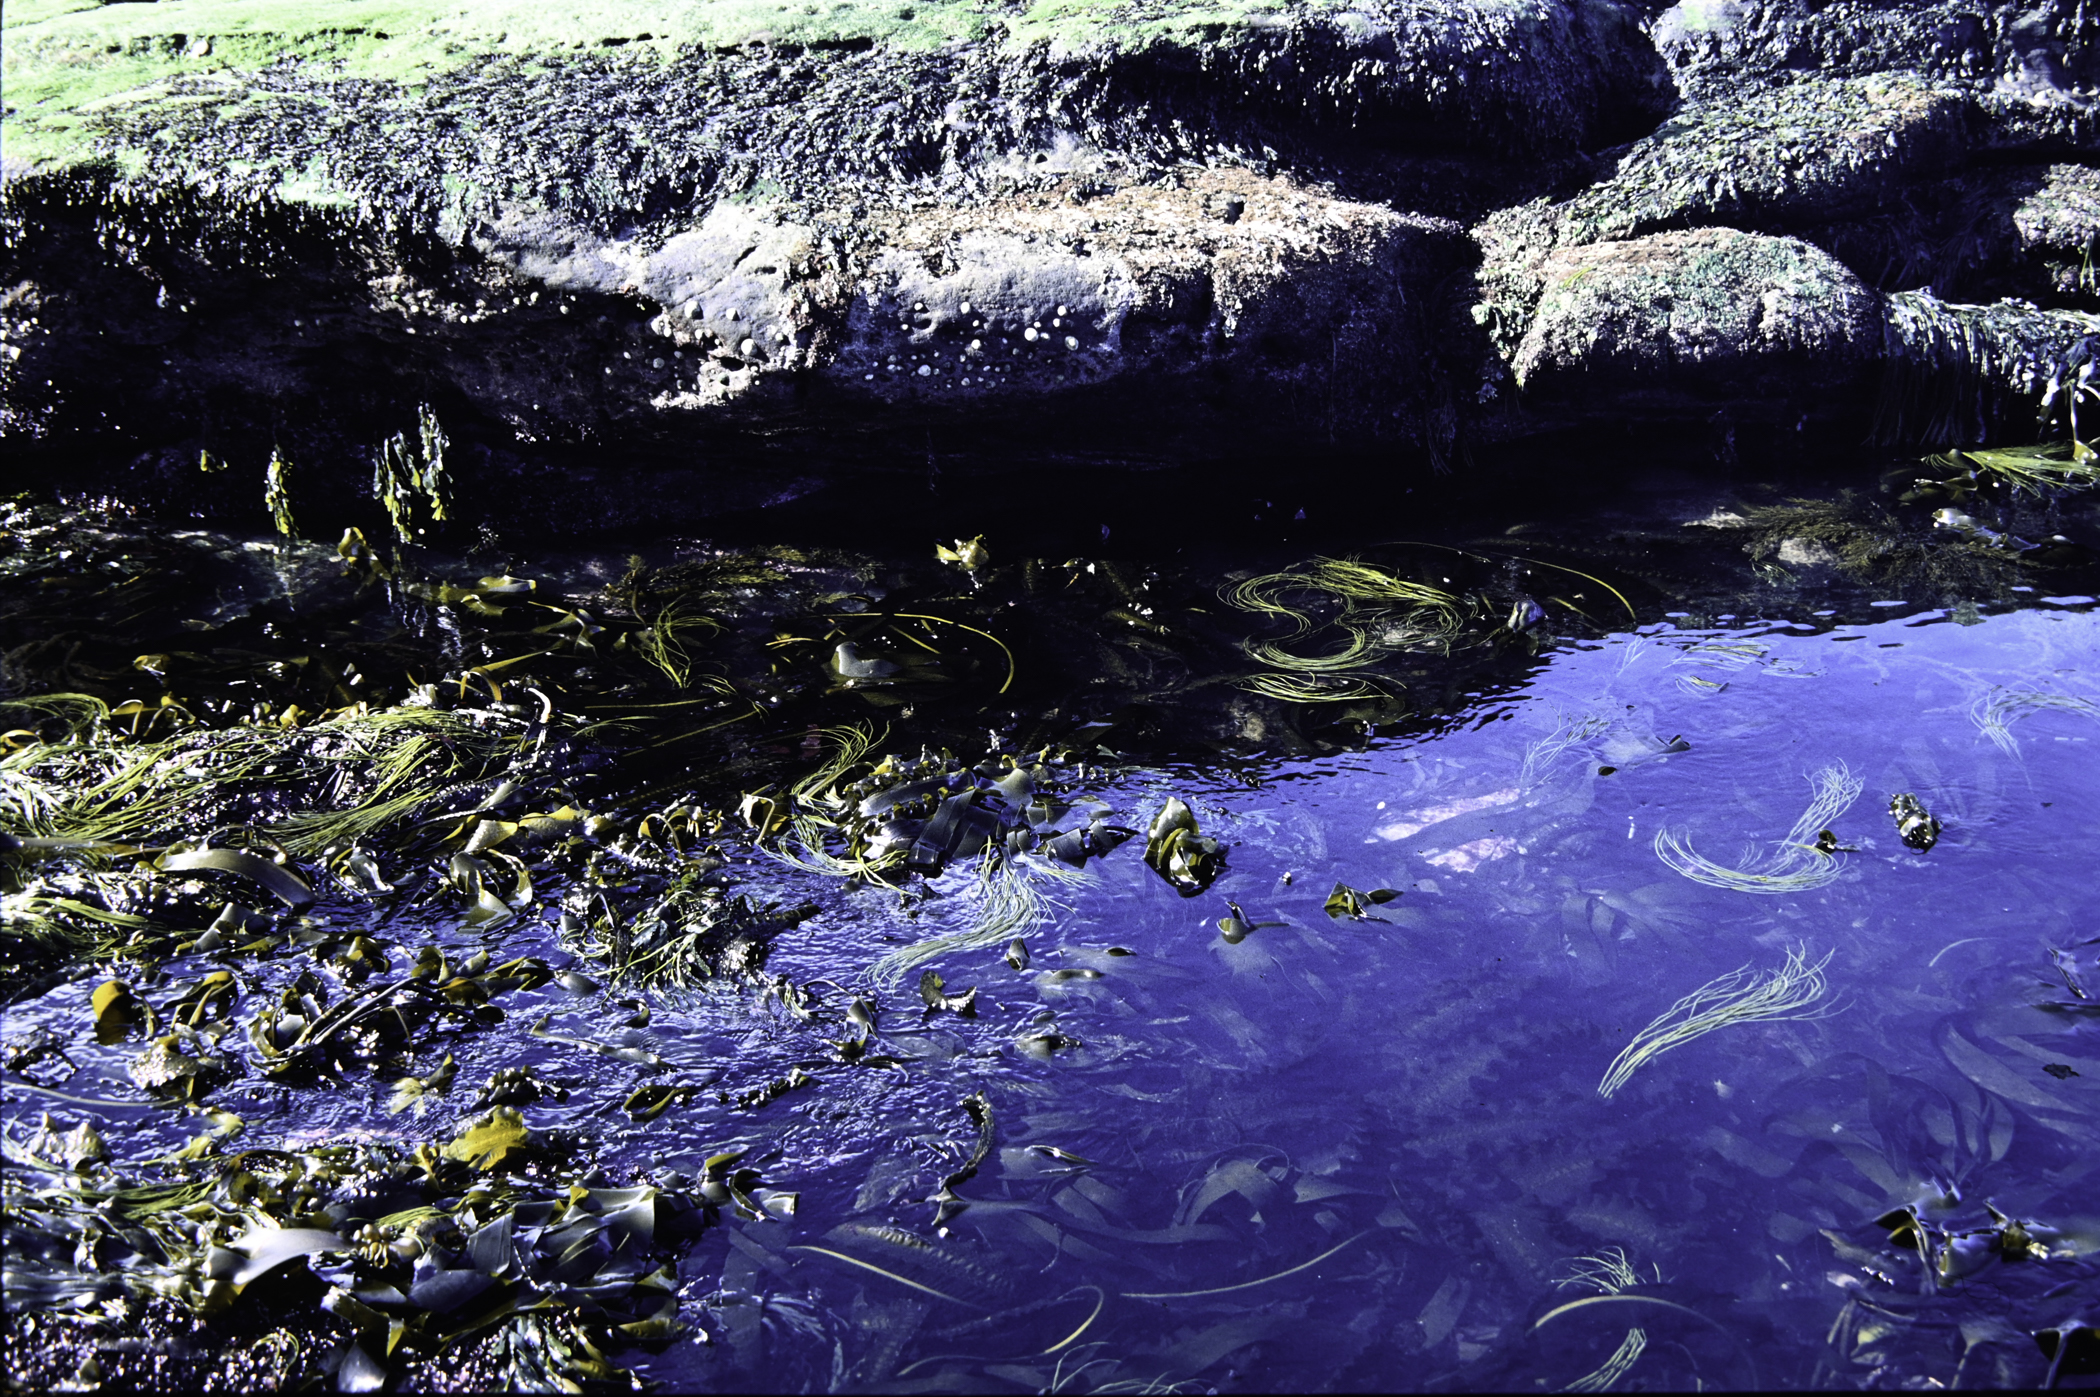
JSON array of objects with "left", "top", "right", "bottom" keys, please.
[
  {"left": 1472, "top": 73, "right": 1967, "bottom": 360},
  {"left": 1650, "top": 0, "right": 2100, "bottom": 103},
  {"left": 1511, "top": 228, "right": 1882, "bottom": 412},
  {"left": 2009, "top": 164, "right": 2100, "bottom": 300},
  {"left": 4, "top": 0, "right": 1669, "bottom": 192}
]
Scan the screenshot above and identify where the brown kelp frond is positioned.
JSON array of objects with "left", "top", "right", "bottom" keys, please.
[
  {"left": 2037, "top": 332, "right": 2100, "bottom": 444},
  {"left": 1598, "top": 945, "right": 1837, "bottom": 1098},
  {"left": 371, "top": 403, "right": 452, "bottom": 542},
  {"left": 1740, "top": 492, "right": 2036, "bottom": 594},
  {"left": 2, "top": 1126, "right": 701, "bottom": 1391},
  {"left": 1654, "top": 764, "right": 1862, "bottom": 893}
]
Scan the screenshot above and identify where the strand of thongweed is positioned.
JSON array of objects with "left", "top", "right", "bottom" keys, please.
[
  {"left": 1973, "top": 689, "right": 2100, "bottom": 755},
  {"left": 1653, "top": 764, "right": 1860, "bottom": 893},
  {"left": 1598, "top": 945, "right": 1835, "bottom": 1098},
  {"left": 866, "top": 856, "right": 1058, "bottom": 988}
]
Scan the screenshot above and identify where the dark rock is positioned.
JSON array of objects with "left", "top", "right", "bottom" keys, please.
[{"left": 6, "top": 0, "right": 2100, "bottom": 525}]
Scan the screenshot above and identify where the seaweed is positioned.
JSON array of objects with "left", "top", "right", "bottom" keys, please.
[
  {"left": 1735, "top": 493, "right": 2038, "bottom": 595},
  {"left": 1, "top": 1127, "right": 703, "bottom": 1390},
  {"left": 1889, "top": 792, "right": 1942, "bottom": 851},
  {"left": 1550, "top": 1248, "right": 1658, "bottom": 1393},
  {"left": 371, "top": 405, "right": 451, "bottom": 544},
  {"left": 731, "top": 727, "right": 1139, "bottom": 985},
  {"left": 1654, "top": 764, "right": 1862, "bottom": 894},
  {"left": 1223, "top": 557, "right": 1467, "bottom": 702},
  {"left": 1143, "top": 797, "right": 1225, "bottom": 897},
  {"left": 1972, "top": 688, "right": 2100, "bottom": 755},
  {"left": 1918, "top": 441, "right": 2100, "bottom": 499},
  {"left": 1598, "top": 945, "right": 1837, "bottom": 1098}
]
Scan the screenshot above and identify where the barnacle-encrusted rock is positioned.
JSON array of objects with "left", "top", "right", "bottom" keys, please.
[
  {"left": 2007, "top": 164, "right": 2100, "bottom": 300},
  {"left": 1511, "top": 229, "right": 1882, "bottom": 411},
  {"left": 1563, "top": 73, "right": 1970, "bottom": 245},
  {"left": 816, "top": 170, "right": 1461, "bottom": 436},
  {"left": 0, "top": 0, "right": 1655, "bottom": 469},
  {"left": 1472, "top": 74, "right": 1968, "bottom": 360},
  {"left": 1650, "top": 0, "right": 2100, "bottom": 102},
  {"left": 7, "top": 0, "right": 2100, "bottom": 506}
]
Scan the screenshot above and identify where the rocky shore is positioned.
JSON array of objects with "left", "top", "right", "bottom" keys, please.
[{"left": 6, "top": 0, "right": 2100, "bottom": 524}]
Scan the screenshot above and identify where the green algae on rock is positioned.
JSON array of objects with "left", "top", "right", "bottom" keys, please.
[{"left": 1511, "top": 229, "right": 1882, "bottom": 410}]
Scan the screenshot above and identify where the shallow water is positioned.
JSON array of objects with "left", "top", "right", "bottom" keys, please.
[
  {"left": 6, "top": 474, "right": 2100, "bottom": 1391},
  {"left": 21, "top": 603, "right": 2100, "bottom": 1390},
  {"left": 615, "top": 602, "right": 2100, "bottom": 1392}
]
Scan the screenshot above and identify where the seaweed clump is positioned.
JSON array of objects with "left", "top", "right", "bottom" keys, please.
[
  {"left": 743, "top": 726, "right": 1140, "bottom": 986},
  {"left": 3, "top": 1117, "right": 708, "bottom": 1390},
  {"left": 1733, "top": 492, "right": 2040, "bottom": 596},
  {"left": 1598, "top": 945, "right": 1837, "bottom": 1098}
]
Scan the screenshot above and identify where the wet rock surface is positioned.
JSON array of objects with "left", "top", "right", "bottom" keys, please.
[{"left": 6, "top": 0, "right": 2100, "bottom": 525}]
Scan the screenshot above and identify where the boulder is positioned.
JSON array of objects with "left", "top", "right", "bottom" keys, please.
[
  {"left": 1472, "top": 73, "right": 1968, "bottom": 360},
  {"left": 1510, "top": 229, "right": 1882, "bottom": 413}
]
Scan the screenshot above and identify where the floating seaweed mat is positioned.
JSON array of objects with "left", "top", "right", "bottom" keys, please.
[
  {"left": 734, "top": 726, "right": 1144, "bottom": 986},
  {"left": 1, "top": 1126, "right": 703, "bottom": 1391},
  {"left": 1222, "top": 556, "right": 1467, "bottom": 699}
]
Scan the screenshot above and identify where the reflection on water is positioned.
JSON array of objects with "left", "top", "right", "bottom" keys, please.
[{"left": 8, "top": 558, "right": 2100, "bottom": 1389}]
